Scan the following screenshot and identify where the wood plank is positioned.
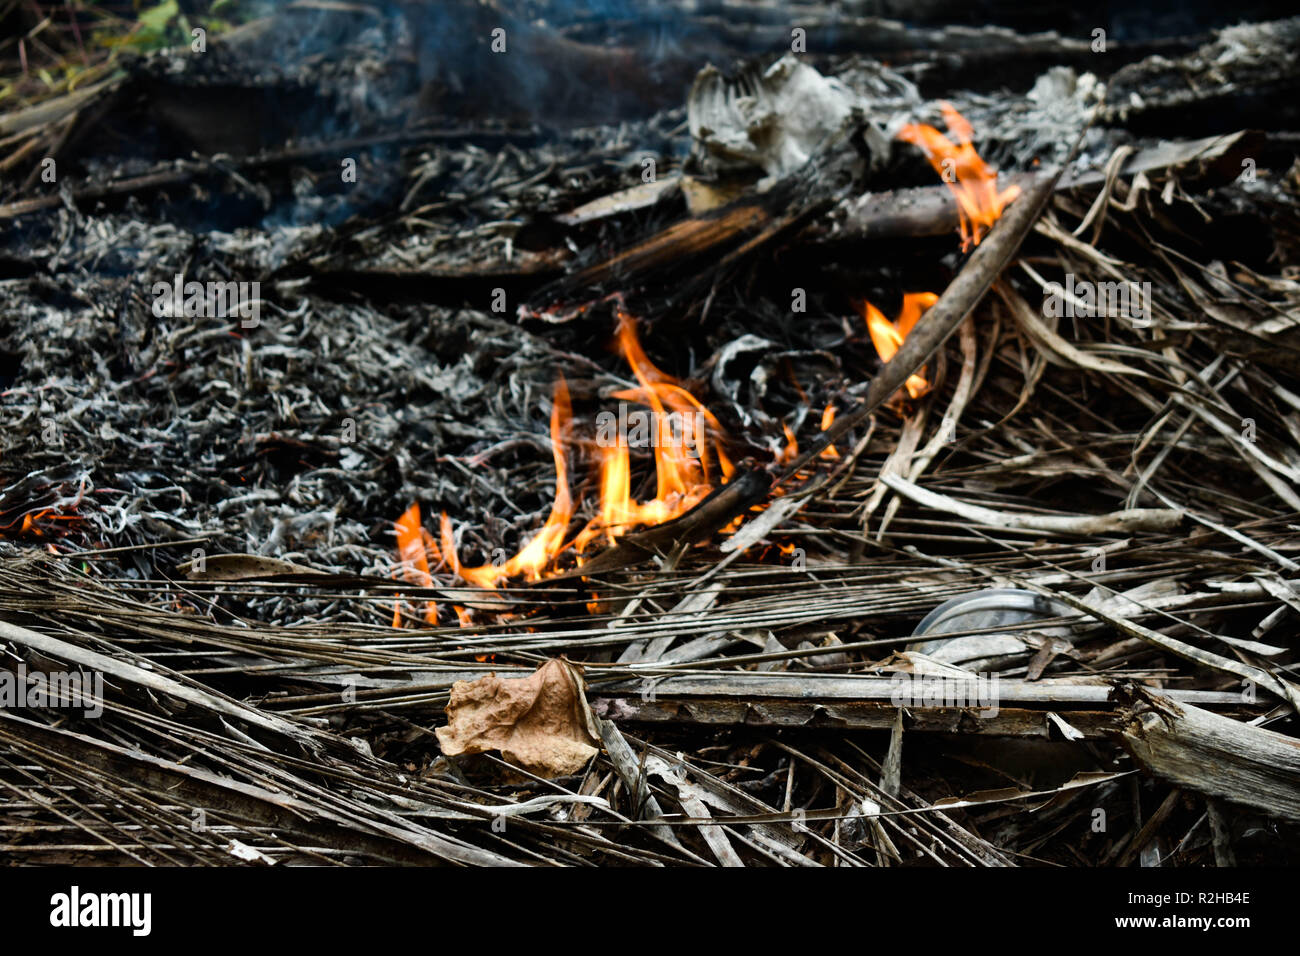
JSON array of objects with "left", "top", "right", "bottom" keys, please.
[{"left": 592, "top": 695, "right": 1126, "bottom": 738}]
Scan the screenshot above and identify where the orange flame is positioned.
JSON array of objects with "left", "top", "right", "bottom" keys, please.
[
  {"left": 393, "top": 313, "right": 735, "bottom": 605},
  {"left": 444, "top": 377, "right": 575, "bottom": 590},
  {"left": 394, "top": 503, "right": 439, "bottom": 625},
  {"left": 897, "top": 102, "right": 1020, "bottom": 251},
  {"left": 777, "top": 421, "right": 799, "bottom": 464},
  {"left": 859, "top": 292, "right": 939, "bottom": 400},
  {"left": 819, "top": 405, "right": 841, "bottom": 459},
  {"left": 776, "top": 375, "right": 840, "bottom": 464},
  {"left": 1, "top": 506, "right": 83, "bottom": 540},
  {"left": 574, "top": 308, "right": 733, "bottom": 550}
]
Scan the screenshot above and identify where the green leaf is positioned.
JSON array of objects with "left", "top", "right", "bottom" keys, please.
[{"left": 137, "top": 0, "right": 179, "bottom": 35}]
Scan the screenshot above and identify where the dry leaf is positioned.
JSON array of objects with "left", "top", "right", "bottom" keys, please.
[
  {"left": 177, "top": 553, "right": 325, "bottom": 581},
  {"left": 435, "top": 659, "right": 600, "bottom": 777}
]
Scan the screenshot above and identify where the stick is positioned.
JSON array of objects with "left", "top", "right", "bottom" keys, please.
[
  {"left": 880, "top": 473, "right": 1183, "bottom": 534},
  {"left": 0, "top": 619, "right": 323, "bottom": 752},
  {"left": 824, "top": 131, "right": 1260, "bottom": 242}
]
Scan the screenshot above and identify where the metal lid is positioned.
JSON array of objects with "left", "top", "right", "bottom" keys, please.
[
  {"left": 908, "top": 588, "right": 1075, "bottom": 666},
  {"left": 912, "top": 588, "right": 1073, "bottom": 638}
]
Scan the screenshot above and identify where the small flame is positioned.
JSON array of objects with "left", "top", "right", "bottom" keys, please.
[
  {"left": 447, "top": 377, "right": 575, "bottom": 590},
  {"left": 2, "top": 508, "right": 81, "bottom": 539},
  {"left": 777, "top": 421, "right": 799, "bottom": 464},
  {"left": 859, "top": 292, "right": 939, "bottom": 400},
  {"left": 819, "top": 405, "right": 841, "bottom": 459},
  {"left": 394, "top": 503, "right": 438, "bottom": 625},
  {"left": 897, "top": 102, "right": 1021, "bottom": 251},
  {"left": 776, "top": 378, "right": 840, "bottom": 463}
]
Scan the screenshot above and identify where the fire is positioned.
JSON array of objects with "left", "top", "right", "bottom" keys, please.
[
  {"left": 393, "top": 503, "right": 439, "bottom": 625},
  {"left": 897, "top": 102, "right": 1020, "bottom": 251},
  {"left": 444, "top": 377, "right": 575, "bottom": 590},
  {"left": 859, "top": 292, "right": 939, "bottom": 400},
  {"left": 819, "top": 405, "right": 840, "bottom": 459},
  {"left": 392, "top": 312, "right": 733, "bottom": 607},
  {"left": 776, "top": 375, "right": 841, "bottom": 464},
  {"left": 574, "top": 307, "right": 733, "bottom": 550},
  {"left": 383, "top": 110, "right": 1010, "bottom": 620},
  {"left": 778, "top": 421, "right": 799, "bottom": 464},
  {"left": 15, "top": 510, "right": 78, "bottom": 536},
  {"left": 0, "top": 479, "right": 88, "bottom": 542}
]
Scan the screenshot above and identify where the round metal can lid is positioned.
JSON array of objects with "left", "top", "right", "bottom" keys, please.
[{"left": 911, "top": 587, "right": 1073, "bottom": 639}]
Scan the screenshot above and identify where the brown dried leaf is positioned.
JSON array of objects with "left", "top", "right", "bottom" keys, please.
[
  {"left": 178, "top": 553, "right": 325, "bottom": 581},
  {"left": 435, "top": 659, "right": 600, "bottom": 778}
]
